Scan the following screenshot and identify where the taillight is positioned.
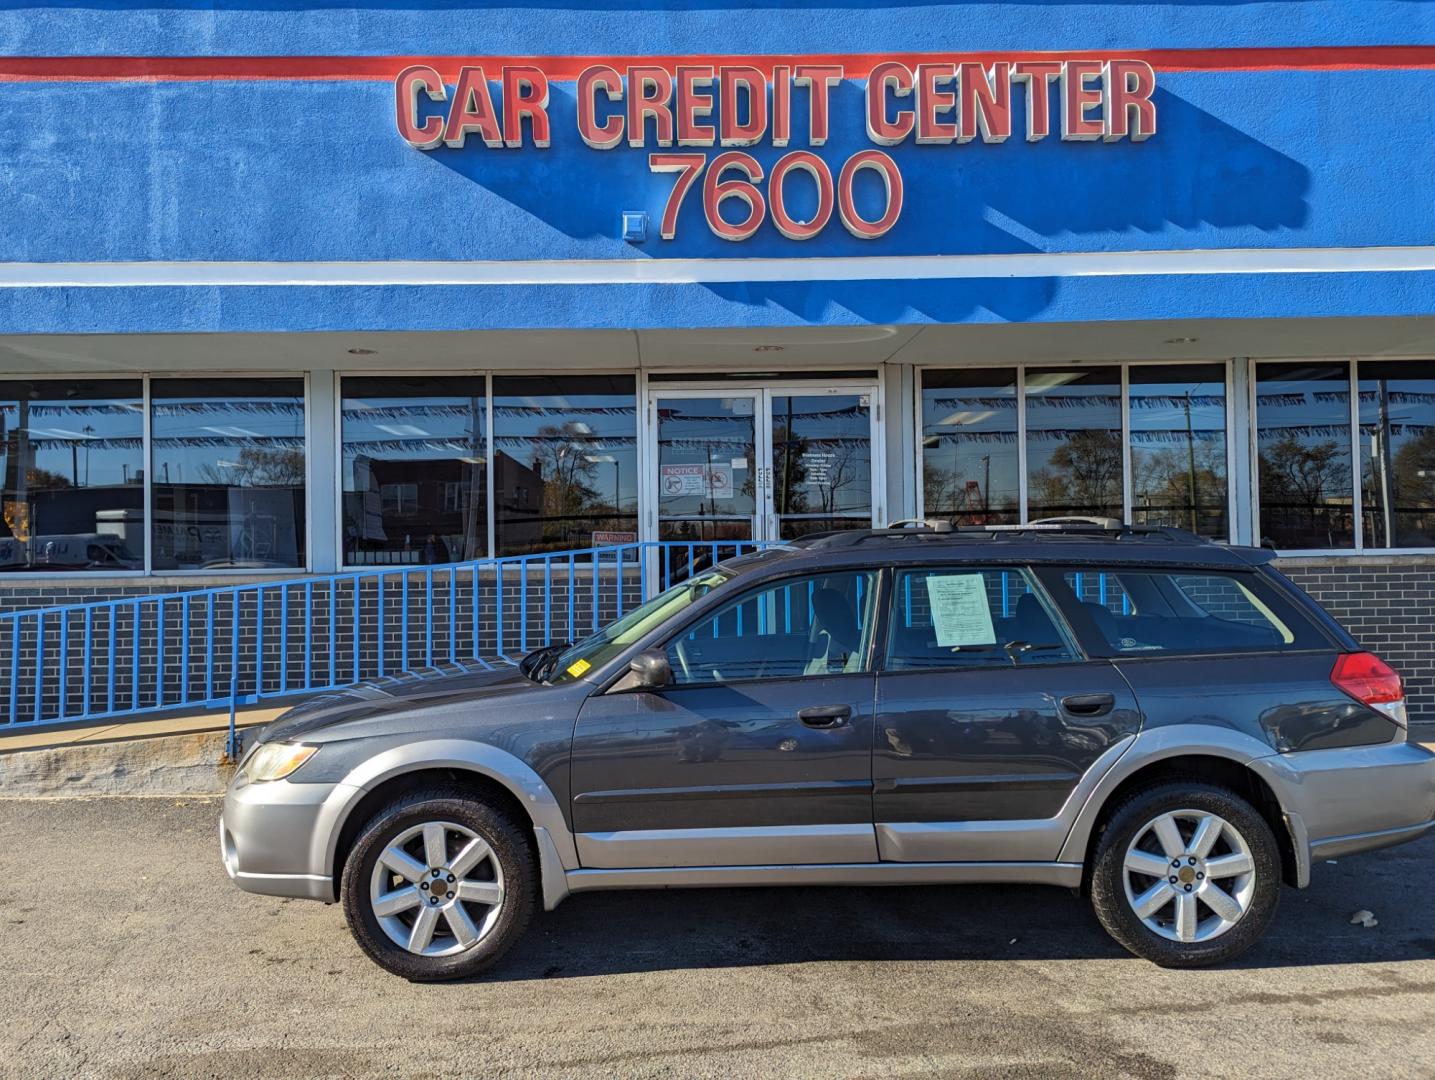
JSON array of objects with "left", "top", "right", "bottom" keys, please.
[{"left": 1331, "top": 651, "right": 1407, "bottom": 726}]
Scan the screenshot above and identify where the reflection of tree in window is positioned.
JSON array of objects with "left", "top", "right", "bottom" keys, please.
[
  {"left": 1025, "top": 368, "right": 1122, "bottom": 521},
  {"left": 494, "top": 376, "right": 637, "bottom": 555},
  {"left": 1255, "top": 363, "right": 1354, "bottom": 549},
  {"left": 1359, "top": 361, "right": 1435, "bottom": 548},
  {"left": 1128, "top": 367, "right": 1228, "bottom": 538}
]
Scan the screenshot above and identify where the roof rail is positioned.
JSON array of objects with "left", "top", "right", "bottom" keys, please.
[{"left": 798, "top": 518, "right": 1212, "bottom": 549}]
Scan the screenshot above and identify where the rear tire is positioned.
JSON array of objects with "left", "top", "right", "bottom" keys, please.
[
  {"left": 1090, "top": 782, "right": 1281, "bottom": 968},
  {"left": 341, "top": 788, "right": 537, "bottom": 981}
]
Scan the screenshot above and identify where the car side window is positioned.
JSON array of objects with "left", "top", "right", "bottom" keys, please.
[
  {"left": 884, "top": 566, "right": 1078, "bottom": 670},
  {"left": 1049, "top": 567, "right": 1323, "bottom": 656},
  {"left": 664, "top": 570, "right": 879, "bottom": 685}
]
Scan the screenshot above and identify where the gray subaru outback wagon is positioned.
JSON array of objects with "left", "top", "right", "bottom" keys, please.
[{"left": 220, "top": 524, "right": 1435, "bottom": 980}]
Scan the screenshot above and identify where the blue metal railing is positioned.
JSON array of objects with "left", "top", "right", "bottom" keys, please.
[{"left": 0, "top": 539, "right": 767, "bottom": 733}]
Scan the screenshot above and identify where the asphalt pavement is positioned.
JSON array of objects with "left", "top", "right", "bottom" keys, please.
[{"left": 2, "top": 797, "right": 1434, "bottom": 1079}]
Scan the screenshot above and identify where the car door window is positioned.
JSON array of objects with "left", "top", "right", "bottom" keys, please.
[
  {"left": 1048, "top": 567, "right": 1324, "bottom": 656},
  {"left": 885, "top": 566, "right": 1078, "bottom": 670},
  {"left": 665, "top": 569, "right": 879, "bottom": 685}
]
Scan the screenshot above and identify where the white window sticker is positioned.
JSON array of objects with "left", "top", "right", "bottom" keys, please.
[{"left": 926, "top": 573, "right": 996, "bottom": 647}]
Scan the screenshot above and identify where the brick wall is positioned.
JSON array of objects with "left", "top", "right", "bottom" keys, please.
[{"left": 1275, "top": 556, "right": 1435, "bottom": 728}]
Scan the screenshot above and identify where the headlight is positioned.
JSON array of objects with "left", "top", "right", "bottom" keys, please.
[{"left": 245, "top": 742, "right": 318, "bottom": 782}]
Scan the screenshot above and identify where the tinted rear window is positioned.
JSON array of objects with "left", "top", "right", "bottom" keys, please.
[
  {"left": 1041, "top": 567, "right": 1327, "bottom": 656},
  {"left": 885, "top": 566, "right": 1079, "bottom": 669}
]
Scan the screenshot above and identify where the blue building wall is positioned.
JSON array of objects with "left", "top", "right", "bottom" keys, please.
[{"left": 0, "top": 2, "right": 1432, "bottom": 332}]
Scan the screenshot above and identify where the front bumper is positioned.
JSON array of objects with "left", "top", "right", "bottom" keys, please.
[{"left": 220, "top": 773, "right": 360, "bottom": 902}]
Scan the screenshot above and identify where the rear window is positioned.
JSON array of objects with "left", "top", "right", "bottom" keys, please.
[
  {"left": 885, "top": 566, "right": 1079, "bottom": 670},
  {"left": 1042, "top": 567, "right": 1326, "bottom": 656}
]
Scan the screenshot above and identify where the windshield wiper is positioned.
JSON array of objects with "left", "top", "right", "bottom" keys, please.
[{"left": 519, "top": 642, "right": 570, "bottom": 682}]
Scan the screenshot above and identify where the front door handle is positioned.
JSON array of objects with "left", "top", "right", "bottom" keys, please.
[
  {"left": 798, "top": 704, "right": 851, "bottom": 728},
  {"left": 1060, "top": 692, "right": 1116, "bottom": 717}
]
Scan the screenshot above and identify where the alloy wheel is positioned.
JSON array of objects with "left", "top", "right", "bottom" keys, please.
[
  {"left": 1121, "top": 809, "right": 1256, "bottom": 944},
  {"left": 368, "top": 820, "right": 505, "bottom": 957}
]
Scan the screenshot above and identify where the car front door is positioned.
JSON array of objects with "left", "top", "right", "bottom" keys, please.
[
  {"left": 873, "top": 564, "right": 1143, "bottom": 863},
  {"left": 570, "top": 567, "right": 882, "bottom": 868}
]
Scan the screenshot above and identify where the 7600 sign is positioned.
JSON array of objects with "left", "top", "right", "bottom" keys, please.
[{"left": 649, "top": 149, "right": 903, "bottom": 241}]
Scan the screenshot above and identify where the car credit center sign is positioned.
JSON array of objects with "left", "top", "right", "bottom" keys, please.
[{"left": 395, "top": 57, "right": 1156, "bottom": 241}]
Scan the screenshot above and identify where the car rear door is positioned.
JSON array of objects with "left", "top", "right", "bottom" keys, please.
[
  {"left": 872, "top": 564, "right": 1143, "bottom": 862},
  {"left": 570, "top": 566, "right": 883, "bottom": 869},
  {"left": 1033, "top": 563, "right": 1392, "bottom": 753}
]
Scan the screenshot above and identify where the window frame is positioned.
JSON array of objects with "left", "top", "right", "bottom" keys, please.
[
  {"left": 0, "top": 371, "right": 313, "bottom": 579},
  {"left": 335, "top": 368, "right": 641, "bottom": 569},
  {"left": 147, "top": 373, "right": 311, "bottom": 575},
  {"left": 915, "top": 360, "right": 1237, "bottom": 544},
  {"left": 646, "top": 565, "right": 887, "bottom": 689},
  {"left": 1030, "top": 563, "right": 1340, "bottom": 661},
  {"left": 878, "top": 562, "right": 1085, "bottom": 674},
  {"left": 1253, "top": 357, "right": 1435, "bottom": 556}
]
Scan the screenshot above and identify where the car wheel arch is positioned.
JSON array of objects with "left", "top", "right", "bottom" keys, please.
[
  {"left": 1058, "top": 728, "right": 1301, "bottom": 891},
  {"left": 320, "top": 739, "right": 580, "bottom": 901}
]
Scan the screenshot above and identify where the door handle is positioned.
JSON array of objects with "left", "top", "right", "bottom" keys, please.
[
  {"left": 798, "top": 704, "right": 851, "bottom": 728},
  {"left": 1060, "top": 692, "right": 1116, "bottom": 717}
]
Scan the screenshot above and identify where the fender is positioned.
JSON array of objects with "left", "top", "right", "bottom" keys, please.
[
  {"left": 1055, "top": 723, "right": 1293, "bottom": 875},
  {"left": 315, "top": 738, "right": 580, "bottom": 909}
]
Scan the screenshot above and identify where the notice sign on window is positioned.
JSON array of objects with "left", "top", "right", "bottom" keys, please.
[{"left": 926, "top": 573, "right": 996, "bottom": 647}]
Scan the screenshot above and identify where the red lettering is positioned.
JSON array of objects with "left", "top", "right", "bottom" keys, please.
[
  {"left": 577, "top": 64, "right": 624, "bottom": 149},
  {"left": 1104, "top": 60, "right": 1157, "bottom": 142},
  {"left": 626, "top": 66, "right": 673, "bottom": 148},
  {"left": 502, "top": 66, "right": 550, "bottom": 148},
  {"left": 1012, "top": 61, "right": 1061, "bottom": 141},
  {"left": 719, "top": 66, "right": 768, "bottom": 147},
  {"left": 394, "top": 65, "right": 445, "bottom": 150},
  {"left": 959, "top": 62, "right": 1011, "bottom": 143},
  {"left": 443, "top": 66, "right": 502, "bottom": 149},
  {"left": 838, "top": 150, "right": 903, "bottom": 239},
  {"left": 794, "top": 64, "right": 843, "bottom": 145},
  {"left": 1061, "top": 60, "right": 1105, "bottom": 141},
  {"left": 769, "top": 151, "right": 834, "bottom": 241},
  {"left": 675, "top": 65, "right": 716, "bottom": 146},
  {"left": 865, "top": 61, "right": 914, "bottom": 145},
  {"left": 915, "top": 63, "right": 957, "bottom": 144},
  {"left": 771, "top": 64, "right": 792, "bottom": 146}
]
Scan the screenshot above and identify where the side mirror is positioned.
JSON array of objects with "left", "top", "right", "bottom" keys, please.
[{"left": 628, "top": 649, "right": 673, "bottom": 690}]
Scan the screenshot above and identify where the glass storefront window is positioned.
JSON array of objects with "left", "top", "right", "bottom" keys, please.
[
  {"left": 151, "top": 379, "right": 306, "bottom": 570},
  {"left": 1358, "top": 360, "right": 1435, "bottom": 549},
  {"left": 1255, "top": 363, "right": 1355, "bottom": 550},
  {"left": 1025, "top": 367, "right": 1123, "bottom": 522},
  {"left": 1128, "top": 364, "right": 1229, "bottom": 538},
  {"left": 0, "top": 379, "right": 144, "bottom": 571},
  {"left": 919, "top": 369, "right": 1019, "bottom": 525},
  {"left": 493, "top": 375, "right": 638, "bottom": 555},
  {"left": 341, "top": 376, "right": 486, "bottom": 566}
]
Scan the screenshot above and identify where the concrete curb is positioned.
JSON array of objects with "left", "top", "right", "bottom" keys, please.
[{"left": 0, "top": 730, "right": 235, "bottom": 798}]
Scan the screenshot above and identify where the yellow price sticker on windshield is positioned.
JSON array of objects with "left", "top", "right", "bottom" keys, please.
[{"left": 565, "top": 658, "right": 592, "bottom": 677}]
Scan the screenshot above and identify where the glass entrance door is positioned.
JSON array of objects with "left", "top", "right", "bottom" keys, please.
[
  {"left": 652, "top": 393, "right": 761, "bottom": 545},
  {"left": 770, "top": 390, "right": 876, "bottom": 540},
  {"left": 649, "top": 384, "right": 880, "bottom": 549}
]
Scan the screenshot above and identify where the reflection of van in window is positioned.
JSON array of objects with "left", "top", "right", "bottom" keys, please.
[{"left": 0, "top": 533, "right": 142, "bottom": 571}]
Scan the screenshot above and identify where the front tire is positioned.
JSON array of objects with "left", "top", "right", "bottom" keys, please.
[
  {"left": 341, "top": 788, "right": 537, "bottom": 981},
  {"left": 1090, "top": 782, "right": 1281, "bottom": 968}
]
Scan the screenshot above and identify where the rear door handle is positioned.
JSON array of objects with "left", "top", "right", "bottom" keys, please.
[
  {"left": 1060, "top": 692, "right": 1116, "bottom": 717},
  {"left": 798, "top": 704, "right": 851, "bottom": 728}
]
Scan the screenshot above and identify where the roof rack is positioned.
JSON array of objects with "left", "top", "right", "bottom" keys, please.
[{"left": 796, "top": 517, "right": 1212, "bottom": 550}]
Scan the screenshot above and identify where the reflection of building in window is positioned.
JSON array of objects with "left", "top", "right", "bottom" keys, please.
[
  {"left": 380, "top": 483, "right": 418, "bottom": 515},
  {"left": 0, "top": 380, "right": 145, "bottom": 571}
]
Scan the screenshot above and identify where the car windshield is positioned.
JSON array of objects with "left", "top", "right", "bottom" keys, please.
[{"left": 543, "top": 570, "right": 733, "bottom": 683}]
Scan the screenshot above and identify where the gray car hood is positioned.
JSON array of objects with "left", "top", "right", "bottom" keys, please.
[{"left": 255, "top": 664, "right": 545, "bottom": 745}]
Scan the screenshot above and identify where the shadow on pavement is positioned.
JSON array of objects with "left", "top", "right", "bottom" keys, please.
[{"left": 481, "top": 835, "right": 1435, "bottom": 982}]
